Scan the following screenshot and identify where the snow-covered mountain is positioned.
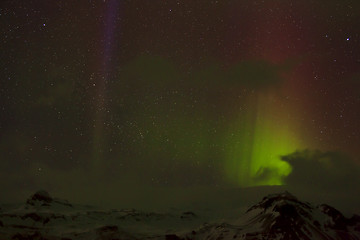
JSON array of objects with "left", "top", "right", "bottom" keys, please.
[
  {"left": 189, "top": 191, "right": 360, "bottom": 240},
  {"left": 0, "top": 190, "right": 359, "bottom": 240}
]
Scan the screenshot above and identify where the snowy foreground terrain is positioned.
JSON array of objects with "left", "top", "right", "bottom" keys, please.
[{"left": 0, "top": 191, "right": 359, "bottom": 240}]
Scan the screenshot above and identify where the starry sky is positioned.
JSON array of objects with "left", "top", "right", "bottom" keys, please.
[{"left": 1, "top": 0, "right": 360, "bottom": 208}]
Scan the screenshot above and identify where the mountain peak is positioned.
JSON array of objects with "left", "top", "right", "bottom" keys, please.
[
  {"left": 26, "top": 190, "right": 72, "bottom": 208},
  {"left": 240, "top": 191, "right": 360, "bottom": 239},
  {"left": 26, "top": 190, "right": 53, "bottom": 206},
  {"left": 247, "top": 191, "right": 311, "bottom": 213}
]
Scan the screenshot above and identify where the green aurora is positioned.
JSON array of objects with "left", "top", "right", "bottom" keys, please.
[{"left": 225, "top": 92, "right": 303, "bottom": 186}]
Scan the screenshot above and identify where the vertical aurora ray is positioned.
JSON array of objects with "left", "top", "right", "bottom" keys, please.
[
  {"left": 222, "top": 2, "right": 308, "bottom": 186},
  {"left": 92, "top": 0, "right": 120, "bottom": 170},
  {"left": 225, "top": 91, "right": 303, "bottom": 186}
]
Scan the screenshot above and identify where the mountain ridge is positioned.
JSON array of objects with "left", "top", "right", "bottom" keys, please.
[{"left": 0, "top": 190, "right": 359, "bottom": 240}]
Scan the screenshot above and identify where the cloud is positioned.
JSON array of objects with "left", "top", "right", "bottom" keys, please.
[
  {"left": 282, "top": 150, "right": 360, "bottom": 190},
  {"left": 280, "top": 150, "right": 360, "bottom": 213},
  {"left": 226, "top": 60, "right": 288, "bottom": 90}
]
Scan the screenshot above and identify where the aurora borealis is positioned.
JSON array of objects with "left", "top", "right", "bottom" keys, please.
[
  {"left": 225, "top": 91, "right": 301, "bottom": 186},
  {"left": 0, "top": 0, "right": 360, "bottom": 207}
]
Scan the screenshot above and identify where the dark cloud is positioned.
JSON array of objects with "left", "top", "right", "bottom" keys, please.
[
  {"left": 227, "top": 60, "right": 286, "bottom": 90},
  {"left": 0, "top": 55, "right": 292, "bottom": 204},
  {"left": 280, "top": 150, "right": 360, "bottom": 214},
  {"left": 282, "top": 150, "right": 360, "bottom": 191}
]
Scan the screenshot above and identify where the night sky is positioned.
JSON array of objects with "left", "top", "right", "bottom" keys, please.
[{"left": 1, "top": 0, "right": 360, "bottom": 209}]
